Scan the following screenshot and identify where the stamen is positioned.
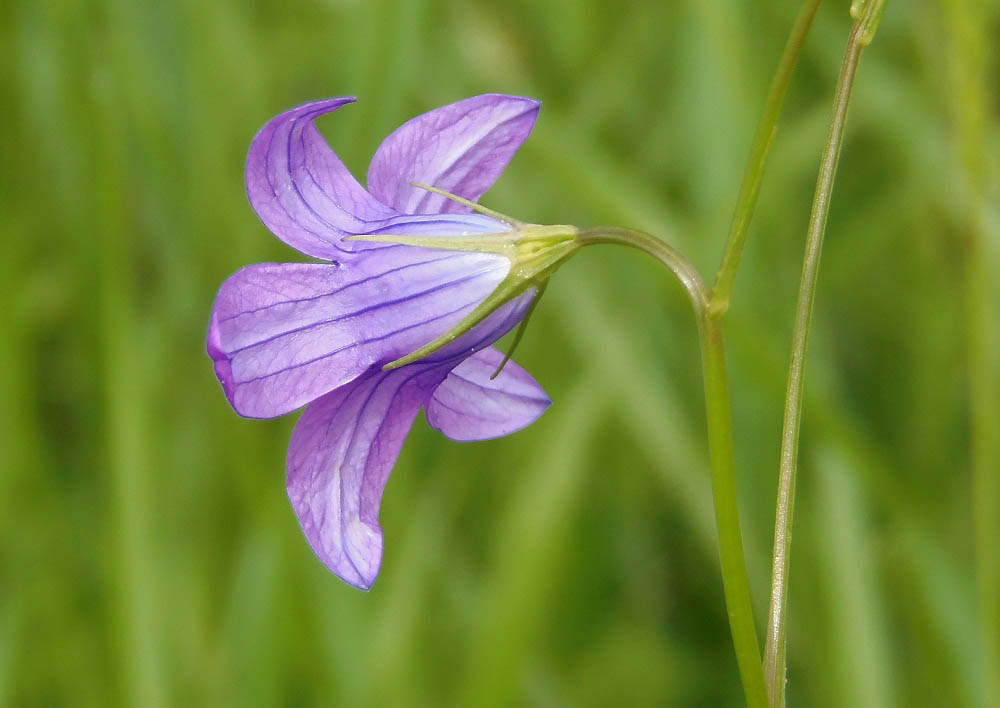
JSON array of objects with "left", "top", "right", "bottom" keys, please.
[
  {"left": 343, "top": 232, "right": 512, "bottom": 254},
  {"left": 411, "top": 182, "right": 526, "bottom": 228}
]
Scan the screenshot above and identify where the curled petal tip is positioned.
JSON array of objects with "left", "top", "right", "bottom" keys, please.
[{"left": 245, "top": 96, "right": 395, "bottom": 261}]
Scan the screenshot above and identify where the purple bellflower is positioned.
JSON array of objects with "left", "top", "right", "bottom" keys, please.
[{"left": 208, "top": 95, "right": 578, "bottom": 589}]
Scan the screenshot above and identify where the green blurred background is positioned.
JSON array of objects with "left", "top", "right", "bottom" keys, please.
[{"left": 2, "top": 0, "right": 998, "bottom": 705}]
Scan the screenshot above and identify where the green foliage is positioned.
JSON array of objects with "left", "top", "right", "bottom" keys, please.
[{"left": 1, "top": 0, "right": 996, "bottom": 706}]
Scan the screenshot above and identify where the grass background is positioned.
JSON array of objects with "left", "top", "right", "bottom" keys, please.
[{"left": 2, "top": 0, "right": 998, "bottom": 705}]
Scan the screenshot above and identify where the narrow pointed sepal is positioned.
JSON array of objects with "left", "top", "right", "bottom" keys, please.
[{"left": 346, "top": 217, "right": 579, "bottom": 370}]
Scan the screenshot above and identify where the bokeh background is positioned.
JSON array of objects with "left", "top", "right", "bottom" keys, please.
[{"left": 3, "top": 0, "right": 998, "bottom": 705}]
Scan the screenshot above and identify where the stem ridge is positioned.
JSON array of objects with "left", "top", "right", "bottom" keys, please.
[{"left": 764, "top": 5, "right": 885, "bottom": 706}]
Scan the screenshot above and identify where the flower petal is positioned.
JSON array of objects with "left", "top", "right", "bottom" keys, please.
[
  {"left": 286, "top": 365, "right": 447, "bottom": 589},
  {"left": 426, "top": 347, "right": 550, "bottom": 441},
  {"left": 246, "top": 97, "right": 397, "bottom": 260},
  {"left": 246, "top": 98, "right": 514, "bottom": 261},
  {"left": 367, "top": 94, "right": 540, "bottom": 215},
  {"left": 207, "top": 250, "right": 524, "bottom": 419}
]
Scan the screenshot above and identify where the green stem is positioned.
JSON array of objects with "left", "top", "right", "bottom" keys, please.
[
  {"left": 765, "top": 5, "right": 885, "bottom": 705},
  {"left": 573, "top": 8, "right": 831, "bottom": 704},
  {"left": 576, "top": 228, "right": 708, "bottom": 314},
  {"left": 710, "top": 0, "right": 823, "bottom": 313},
  {"left": 698, "top": 313, "right": 770, "bottom": 708},
  {"left": 577, "top": 228, "right": 769, "bottom": 708}
]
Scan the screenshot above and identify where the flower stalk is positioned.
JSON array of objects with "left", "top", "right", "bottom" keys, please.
[
  {"left": 764, "top": 3, "right": 886, "bottom": 705},
  {"left": 578, "top": 2, "right": 827, "bottom": 703},
  {"left": 575, "top": 227, "right": 707, "bottom": 313},
  {"left": 697, "top": 312, "right": 771, "bottom": 708},
  {"left": 576, "top": 227, "right": 769, "bottom": 708}
]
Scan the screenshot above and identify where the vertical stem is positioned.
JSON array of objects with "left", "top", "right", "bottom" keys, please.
[
  {"left": 577, "top": 228, "right": 768, "bottom": 708},
  {"left": 765, "top": 4, "right": 885, "bottom": 706},
  {"left": 699, "top": 314, "right": 771, "bottom": 708},
  {"left": 711, "top": 0, "right": 823, "bottom": 312},
  {"left": 576, "top": 7, "right": 829, "bottom": 702},
  {"left": 577, "top": 8, "right": 823, "bottom": 702}
]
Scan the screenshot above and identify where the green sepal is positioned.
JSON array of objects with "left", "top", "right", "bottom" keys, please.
[
  {"left": 344, "top": 184, "right": 581, "bottom": 370},
  {"left": 378, "top": 234, "right": 576, "bottom": 369},
  {"left": 491, "top": 280, "right": 547, "bottom": 380},
  {"left": 381, "top": 272, "right": 535, "bottom": 370}
]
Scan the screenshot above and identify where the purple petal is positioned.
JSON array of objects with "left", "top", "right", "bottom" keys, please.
[
  {"left": 411, "top": 287, "right": 538, "bottom": 366},
  {"left": 426, "top": 347, "right": 550, "bottom": 441},
  {"left": 367, "top": 94, "right": 540, "bottom": 215},
  {"left": 287, "top": 365, "right": 447, "bottom": 589},
  {"left": 246, "top": 97, "right": 397, "bottom": 260},
  {"left": 246, "top": 98, "right": 515, "bottom": 261},
  {"left": 207, "top": 250, "right": 524, "bottom": 419}
]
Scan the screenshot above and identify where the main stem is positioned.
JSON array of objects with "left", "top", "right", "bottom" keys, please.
[
  {"left": 577, "top": 228, "right": 769, "bottom": 708},
  {"left": 765, "top": 6, "right": 883, "bottom": 705},
  {"left": 576, "top": 6, "right": 829, "bottom": 704}
]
